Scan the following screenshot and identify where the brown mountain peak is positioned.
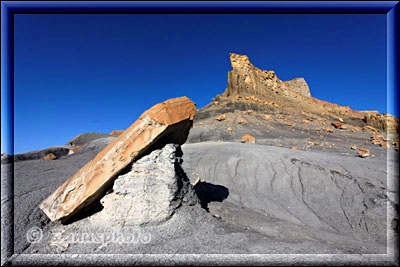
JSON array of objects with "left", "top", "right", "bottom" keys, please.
[{"left": 224, "top": 53, "right": 311, "bottom": 98}]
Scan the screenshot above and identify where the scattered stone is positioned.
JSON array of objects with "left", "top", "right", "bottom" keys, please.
[
  {"left": 43, "top": 153, "right": 57, "bottom": 160},
  {"left": 302, "top": 119, "right": 310, "bottom": 124},
  {"left": 338, "top": 117, "right": 344, "bottom": 122},
  {"left": 235, "top": 94, "right": 243, "bottom": 100},
  {"left": 351, "top": 127, "right": 360, "bottom": 132},
  {"left": 39, "top": 96, "right": 196, "bottom": 222},
  {"left": 199, "top": 122, "right": 203, "bottom": 125},
  {"left": 331, "top": 121, "right": 347, "bottom": 129},
  {"left": 238, "top": 119, "right": 247, "bottom": 125},
  {"left": 351, "top": 145, "right": 358, "bottom": 150},
  {"left": 216, "top": 114, "right": 226, "bottom": 121},
  {"left": 380, "top": 141, "right": 390, "bottom": 149},
  {"left": 227, "top": 127, "right": 233, "bottom": 132},
  {"left": 264, "top": 115, "right": 271, "bottom": 121},
  {"left": 244, "top": 110, "right": 254, "bottom": 115},
  {"left": 109, "top": 130, "right": 124, "bottom": 136},
  {"left": 291, "top": 146, "right": 298, "bottom": 150},
  {"left": 98, "top": 144, "right": 198, "bottom": 226},
  {"left": 240, "top": 134, "right": 256, "bottom": 144},
  {"left": 372, "top": 139, "right": 382, "bottom": 145},
  {"left": 325, "top": 127, "right": 334, "bottom": 133},
  {"left": 357, "top": 148, "right": 370, "bottom": 158},
  {"left": 287, "top": 122, "right": 294, "bottom": 126}
]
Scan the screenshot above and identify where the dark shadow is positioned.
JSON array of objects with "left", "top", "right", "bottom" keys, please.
[
  {"left": 193, "top": 181, "right": 229, "bottom": 211},
  {"left": 62, "top": 199, "right": 104, "bottom": 225}
]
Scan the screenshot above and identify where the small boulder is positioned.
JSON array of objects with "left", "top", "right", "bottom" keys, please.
[
  {"left": 43, "top": 153, "right": 57, "bottom": 160},
  {"left": 357, "top": 148, "right": 370, "bottom": 158},
  {"left": 238, "top": 119, "right": 247, "bottom": 125},
  {"left": 227, "top": 127, "right": 233, "bottom": 132},
  {"left": 291, "top": 146, "right": 298, "bottom": 150},
  {"left": 264, "top": 115, "right": 271, "bottom": 121},
  {"left": 240, "top": 134, "right": 256, "bottom": 144},
  {"left": 331, "top": 121, "right": 344, "bottom": 129},
  {"left": 351, "top": 145, "right": 358, "bottom": 150},
  {"left": 380, "top": 141, "right": 390, "bottom": 149},
  {"left": 216, "top": 114, "right": 226, "bottom": 121}
]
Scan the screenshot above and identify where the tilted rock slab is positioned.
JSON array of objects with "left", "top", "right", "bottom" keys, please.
[
  {"left": 96, "top": 144, "right": 198, "bottom": 227},
  {"left": 39, "top": 96, "right": 196, "bottom": 222}
]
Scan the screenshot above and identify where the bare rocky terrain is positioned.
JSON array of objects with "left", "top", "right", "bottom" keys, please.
[{"left": 1, "top": 53, "right": 399, "bottom": 265}]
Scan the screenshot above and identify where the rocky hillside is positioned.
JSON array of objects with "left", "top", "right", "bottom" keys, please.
[{"left": 188, "top": 53, "right": 399, "bottom": 157}]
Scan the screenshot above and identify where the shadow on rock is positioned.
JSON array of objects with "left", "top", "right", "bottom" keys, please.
[{"left": 194, "top": 181, "right": 229, "bottom": 211}]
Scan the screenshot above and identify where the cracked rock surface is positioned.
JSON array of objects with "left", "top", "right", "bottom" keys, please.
[
  {"left": 95, "top": 144, "right": 198, "bottom": 227},
  {"left": 3, "top": 137, "right": 398, "bottom": 265}
]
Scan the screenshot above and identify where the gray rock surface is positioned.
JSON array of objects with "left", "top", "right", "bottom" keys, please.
[
  {"left": 2, "top": 137, "right": 398, "bottom": 265},
  {"left": 3, "top": 146, "right": 70, "bottom": 163},
  {"left": 181, "top": 142, "right": 398, "bottom": 254},
  {"left": 65, "top": 132, "right": 111, "bottom": 147},
  {"left": 96, "top": 144, "right": 198, "bottom": 227},
  {"left": 2, "top": 137, "right": 116, "bottom": 256}
]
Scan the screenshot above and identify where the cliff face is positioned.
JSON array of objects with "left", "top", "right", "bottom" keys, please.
[{"left": 222, "top": 53, "right": 311, "bottom": 98}]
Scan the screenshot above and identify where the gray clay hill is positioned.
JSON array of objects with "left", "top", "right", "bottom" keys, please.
[{"left": 1, "top": 53, "right": 399, "bottom": 266}]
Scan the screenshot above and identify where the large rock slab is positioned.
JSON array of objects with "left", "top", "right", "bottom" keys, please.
[
  {"left": 95, "top": 144, "right": 198, "bottom": 227},
  {"left": 39, "top": 96, "right": 196, "bottom": 222}
]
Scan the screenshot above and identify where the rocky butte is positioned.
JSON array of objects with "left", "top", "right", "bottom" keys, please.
[
  {"left": 189, "top": 53, "right": 399, "bottom": 151},
  {"left": 224, "top": 53, "right": 311, "bottom": 98}
]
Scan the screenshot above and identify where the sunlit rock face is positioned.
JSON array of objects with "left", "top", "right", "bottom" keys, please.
[{"left": 223, "top": 53, "right": 311, "bottom": 98}]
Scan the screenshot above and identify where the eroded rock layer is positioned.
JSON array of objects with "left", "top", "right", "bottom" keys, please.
[{"left": 222, "top": 53, "right": 311, "bottom": 98}]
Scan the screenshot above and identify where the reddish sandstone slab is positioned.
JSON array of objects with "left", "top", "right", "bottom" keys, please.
[{"left": 39, "top": 96, "right": 196, "bottom": 222}]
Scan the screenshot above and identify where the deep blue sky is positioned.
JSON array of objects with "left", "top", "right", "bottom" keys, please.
[{"left": 8, "top": 14, "right": 389, "bottom": 154}]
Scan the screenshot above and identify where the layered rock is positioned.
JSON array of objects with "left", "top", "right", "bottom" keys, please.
[
  {"left": 222, "top": 53, "right": 311, "bottom": 98},
  {"left": 363, "top": 113, "right": 399, "bottom": 135},
  {"left": 97, "top": 144, "right": 198, "bottom": 226},
  {"left": 39, "top": 96, "right": 196, "bottom": 222}
]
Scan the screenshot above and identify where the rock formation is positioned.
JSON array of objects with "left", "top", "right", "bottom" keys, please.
[
  {"left": 39, "top": 96, "right": 196, "bottom": 222},
  {"left": 97, "top": 144, "right": 198, "bottom": 226},
  {"left": 363, "top": 113, "right": 399, "bottom": 135},
  {"left": 240, "top": 134, "right": 256, "bottom": 144},
  {"left": 221, "top": 53, "right": 310, "bottom": 98},
  {"left": 43, "top": 153, "right": 57, "bottom": 160}
]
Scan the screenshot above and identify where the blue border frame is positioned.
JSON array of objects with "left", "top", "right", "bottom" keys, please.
[{"left": 1, "top": 1, "right": 399, "bottom": 266}]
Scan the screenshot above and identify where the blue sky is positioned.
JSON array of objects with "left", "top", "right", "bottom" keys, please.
[{"left": 6, "top": 14, "right": 390, "bottom": 154}]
